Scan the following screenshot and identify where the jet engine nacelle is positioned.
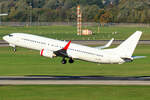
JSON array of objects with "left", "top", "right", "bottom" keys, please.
[{"left": 40, "top": 49, "right": 56, "bottom": 58}]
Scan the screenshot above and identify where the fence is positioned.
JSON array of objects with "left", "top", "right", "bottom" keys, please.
[{"left": 0, "top": 22, "right": 150, "bottom": 27}]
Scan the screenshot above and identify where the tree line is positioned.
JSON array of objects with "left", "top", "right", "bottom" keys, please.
[{"left": 0, "top": 0, "right": 150, "bottom": 23}]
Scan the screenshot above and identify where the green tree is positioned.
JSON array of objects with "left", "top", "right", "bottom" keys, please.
[
  {"left": 87, "top": 0, "right": 104, "bottom": 8},
  {"left": 82, "top": 5, "right": 100, "bottom": 22},
  {"left": 44, "top": 0, "right": 59, "bottom": 9},
  {"left": 100, "top": 11, "right": 112, "bottom": 24}
]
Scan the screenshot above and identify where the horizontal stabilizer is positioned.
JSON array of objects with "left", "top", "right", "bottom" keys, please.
[{"left": 132, "top": 56, "right": 146, "bottom": 59}]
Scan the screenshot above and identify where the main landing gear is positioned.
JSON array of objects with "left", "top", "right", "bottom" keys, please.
[
  {"left": 61, "top": 58, "right": 67, "bottom": 64},
  {"left": 69, "top": 58, "right": 74, "bottom": 63},
  {"left": 61, "top": 58, "right": 74, "bottom": 64}
]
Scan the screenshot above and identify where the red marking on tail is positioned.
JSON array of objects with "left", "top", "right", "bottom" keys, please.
[
  {"left": 63, "top": 41, "right": 71, "bottom": 50},
  {"left": 41, "top": 49, "right": 44, "bottom": 56}
]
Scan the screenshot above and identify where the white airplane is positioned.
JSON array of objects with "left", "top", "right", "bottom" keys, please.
[{"left": 3, "top": 31, "right": 145, "bottom": 64}]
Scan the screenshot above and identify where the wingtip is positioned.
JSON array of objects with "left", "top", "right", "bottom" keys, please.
[{"left": 136, "top": 31, "right": 142, "bottom": 34}]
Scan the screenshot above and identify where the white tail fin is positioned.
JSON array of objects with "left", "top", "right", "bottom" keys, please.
[{"left": 115, "top": 31, "right": 142, "bottom": 58}]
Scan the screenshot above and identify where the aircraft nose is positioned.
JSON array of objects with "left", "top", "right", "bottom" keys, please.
[{"left": 3, "top": 35, "right": 8, "bottom": 41}]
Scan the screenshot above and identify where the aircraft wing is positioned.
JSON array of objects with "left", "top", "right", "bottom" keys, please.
[
  {"left": 53, "top": 41, "right": 71, "bottom": 57},
  {"left": 95, "top": 38, "right": 114, "bottom": 49},
  {"left": 132, "top": 56, "right": 146, "bottom": 59}
]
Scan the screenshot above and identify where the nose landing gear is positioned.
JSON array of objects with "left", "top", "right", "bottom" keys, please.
[
  {"left": 9, "top": 44, "right": 16, "bottom": 52},
  {"left": 14, "top": 47, "right": 16, "bottom": 52}
]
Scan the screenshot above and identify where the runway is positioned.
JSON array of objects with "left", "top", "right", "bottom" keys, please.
[{"left": 1, "top": 76, "right": 150, "bottom": 85}]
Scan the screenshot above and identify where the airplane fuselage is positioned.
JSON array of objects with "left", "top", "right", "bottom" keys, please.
[
  {"left": 3, "top": 31, "right": 143, "bottom": 64},
  {"left": 3, "top": 33, "right": 125, "bottom": 64}
]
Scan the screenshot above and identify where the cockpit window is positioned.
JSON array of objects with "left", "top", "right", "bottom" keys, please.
[{"left": 8, "top": 34, "right": 13, "bottom": 37}]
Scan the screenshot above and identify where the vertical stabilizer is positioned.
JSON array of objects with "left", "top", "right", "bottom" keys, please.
[{"left": 115, "top": 31, "right": 142, "bottom": 58}]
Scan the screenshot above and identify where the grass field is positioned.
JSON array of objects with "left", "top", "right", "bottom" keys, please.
[
  {"left": 0, "top": 85, "right": 150, "bottom": 100},
  {"left": 0, "top": 45, "right": 149, "bottom": 76},
  {"left": 0, "top": 26, "right": 150, "bottom": 40}
]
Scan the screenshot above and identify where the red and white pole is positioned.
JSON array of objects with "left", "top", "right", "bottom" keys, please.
[{"left": 77, "top": 5, "right": 82, "bottom": 35}]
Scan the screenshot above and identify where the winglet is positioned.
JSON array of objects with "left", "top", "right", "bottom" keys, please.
[
  {"left": 63, "top": 41, "right": 71, "bottom": 50},
  {"left": 104, "top": 38, "right": 114, "bottom": 48},
  {"left": 95, "top": 38, "right": 114, "bottom": 49}
]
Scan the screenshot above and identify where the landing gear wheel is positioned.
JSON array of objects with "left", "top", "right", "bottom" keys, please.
[
  {"left": 61, "top": 58, "right": 67, "bottom": 64},
  {"left": 14, "top": 48, "right": 16, "bottom": 52},
  {"left": 69, "top": 58, "right": 74, "bottom": 63}
]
